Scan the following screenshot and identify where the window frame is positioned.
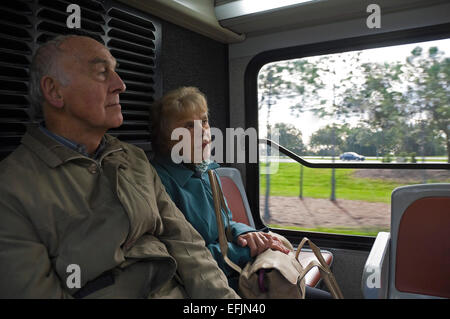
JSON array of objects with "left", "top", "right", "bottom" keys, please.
[{"left": 244, "top": 22, "right": 450, "bottom": 250}]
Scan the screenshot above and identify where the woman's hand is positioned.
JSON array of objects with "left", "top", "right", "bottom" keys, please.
[{"left": 236, "top": 232, "right": 291, "bottom": 257}]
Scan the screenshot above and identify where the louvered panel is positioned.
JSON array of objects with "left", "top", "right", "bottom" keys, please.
[
  {"left": 121, "top": 90, "right": 154, "bottom": 101},
  {"left": 121, "top": 109, "right": 150, "bottom": 120},
  {"left": 38, "top": 0, "right": 106, "bottom": 24},
  {"left": 115, "top": 58, "right": 154, "bottom": 74},
  {"left": 0, "top": 0, "right": 161, "bottom": 160},
  {"left": 111, "top": 47, "right": 155, "bottom": 67},
  {"left": 36, "top": 8, "right": 104, "bottom": 34},
  {"left": 0, "top": 0, "right": 33, "bottom": 160},
  {"left": 0, "top": 5, "right": 33, "bottom": 28},
  {"left": 118, "top": 100, "right": 153, "bottom": 112},
  {"left": 35, "top": 0, "right": 106, "bottom": 44},
  {"left": 108, "top": 27, "right": 155, "bottom": 48},
  {"left": 107, "top": 6, "right": 158, "bottom": 150}
]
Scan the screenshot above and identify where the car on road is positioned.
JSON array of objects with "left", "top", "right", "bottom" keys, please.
[{"left": 340, "top": 152, "right": 365, "bottom": 161}]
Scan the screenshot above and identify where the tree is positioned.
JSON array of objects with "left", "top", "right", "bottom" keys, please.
[
  {"left": 273, "top": 122, "right": 306, "bottom": 155},
  {"left": 340, "top": 45, "right": 449, "bottom": 160},
  {"left": 405, "top": 46, "right": 450, "bottom": 162},
  {"left": 340, "top": 59, "right": 410, "bottom": 155},
  {"left": 400, "top": 121, "right": 446, "bottom": 157},
  {"left": 309, "top": 124, "right": 346, "bottom": 155},
  {"left": 289, "top": 53, "right": 364, "bottom": 200},
  {"left": 287, "top": 59, "right": 326, "bottom": 116},
  {"left": 258, "top": 60, "right": 324, "bottom": 214},
  {"left": 258, "top": 63, "right": 295, "bottom": 220},
  {"left": 342, "top": 125, "right": 378, "bottom": 156},
  {"left": 258, "top": 60, "right": 325, "bottom": 124},
  {"left": 258, "top": 62, "right": 296, "bottom": 115}
]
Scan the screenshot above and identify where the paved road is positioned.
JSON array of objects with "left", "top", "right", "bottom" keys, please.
[
  {"left": 260, "top": 156, "right": 448, "bottom": 164},
  {"left": 260, "top": 196, "right": 390, "bottom": 230}
]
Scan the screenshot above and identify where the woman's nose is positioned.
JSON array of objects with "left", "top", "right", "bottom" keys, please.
[{"left": 202, "top": 126, "right": 211, "bottom": 139}]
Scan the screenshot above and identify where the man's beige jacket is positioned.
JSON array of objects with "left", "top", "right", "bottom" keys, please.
[{"left": 0, "top": 125, "right": 239, "bottom": 299}]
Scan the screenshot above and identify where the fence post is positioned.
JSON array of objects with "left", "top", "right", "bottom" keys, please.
[
  {"left": 330, "top": 167, "right": 336, "bottom": 201},
  {"left": 299, "top": 164, "right": 304, "bottom": 199}
]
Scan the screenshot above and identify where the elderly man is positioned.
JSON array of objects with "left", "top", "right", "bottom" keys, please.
[{"left": 0, "top": 35, "right": 239, "bottom": 299}]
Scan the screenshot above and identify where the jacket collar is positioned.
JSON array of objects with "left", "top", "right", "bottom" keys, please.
[
  {"left": 21, "top": 124, "right": 123, "bottom": 168},
  {"left": 154, "top": 155, "right": 219, "bottom": 187},
  {"left": 38, "top": 122, "right": 107, "bottom": 160}
]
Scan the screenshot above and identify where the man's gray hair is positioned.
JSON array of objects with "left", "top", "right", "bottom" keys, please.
[{"left": 29, "top": 35, "right": 76, "bottom": 119}]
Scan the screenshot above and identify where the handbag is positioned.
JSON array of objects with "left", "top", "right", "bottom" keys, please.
[{"left": 207, "top": 170, "right": 344, "bottom": 299}]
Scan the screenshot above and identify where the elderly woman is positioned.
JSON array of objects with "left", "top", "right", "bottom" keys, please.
[{"left": 150, "top": 87, "right": 290, "bottom": 290}]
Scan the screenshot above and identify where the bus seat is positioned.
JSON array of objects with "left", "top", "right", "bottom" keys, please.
[
  {"left": 362, "top": 183, "right": 450, "bottom": 299},
  {"left": 216, "top": 167, "right": 334, "bottom": 288},
  {"left": 216, "top": 168, "right": 256, "bottom": 228}
]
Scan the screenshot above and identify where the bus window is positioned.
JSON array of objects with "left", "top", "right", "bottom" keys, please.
[{"left": 258, "top": 38, "right": 450, "bottom": 236}]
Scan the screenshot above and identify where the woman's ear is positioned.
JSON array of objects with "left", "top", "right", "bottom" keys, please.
[{"left": 40, "top": 75, "right": 64, "bottom": 109}]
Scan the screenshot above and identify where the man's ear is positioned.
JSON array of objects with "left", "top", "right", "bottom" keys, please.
[{"left": 40, "top": 75, "right": 64, "bottom": 109}]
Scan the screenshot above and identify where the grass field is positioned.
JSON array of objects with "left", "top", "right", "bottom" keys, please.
[
  {"left": 260, "top": 163, "right": 406, "bottom": 203},
  {"left": 268, "top": 224, "right": 386, "bottom": 237},
  {"left": 259, "top": 163, "right": 449, "bottom": 236}
]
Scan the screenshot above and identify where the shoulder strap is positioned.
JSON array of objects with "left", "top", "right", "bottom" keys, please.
[
  {"left": 208, "top": 170, "right": 242, "bottom": 274},
  {"left": 214, "top": 170, "right": 233, "bottom": 241},
  {"left": 296, "top": 237, "right": 344, "bottom": 299}
]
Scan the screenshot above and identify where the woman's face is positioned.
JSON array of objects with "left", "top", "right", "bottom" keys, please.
[{"left": 169, "top": 110, "right": 211, "bottom": 163}]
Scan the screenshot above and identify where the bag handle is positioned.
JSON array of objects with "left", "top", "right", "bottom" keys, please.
[
  {"left": 209, "top": 170, "right": 343, "bottom": 299},
  {"left": 296, "top": 237, "right": 344, "bottom": 299},
  {"left": 208, "top": 170, "right": 243, "bottom": 274}
]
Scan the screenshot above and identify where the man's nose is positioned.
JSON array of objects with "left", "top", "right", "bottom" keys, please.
[{"left": 110, "top": 70, "right": 126, "bottom": 94}]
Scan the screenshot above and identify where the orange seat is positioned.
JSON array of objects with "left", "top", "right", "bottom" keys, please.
[
  {"left": 219, "top": 175, "right": 254, "bottom": 227},
  {"left": 395, "top": 196, "right": 450, "bottom": 298},
  {"left": 362, "top": 183, "right": 450, "bottom": 299},
  {"left": 216, "top": 167, "right": 333, "bottom": 287}
]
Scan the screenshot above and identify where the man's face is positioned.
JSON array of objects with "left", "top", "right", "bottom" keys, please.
[{"left": 57, "top": 37, "right": 126, "bottom": 132}]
